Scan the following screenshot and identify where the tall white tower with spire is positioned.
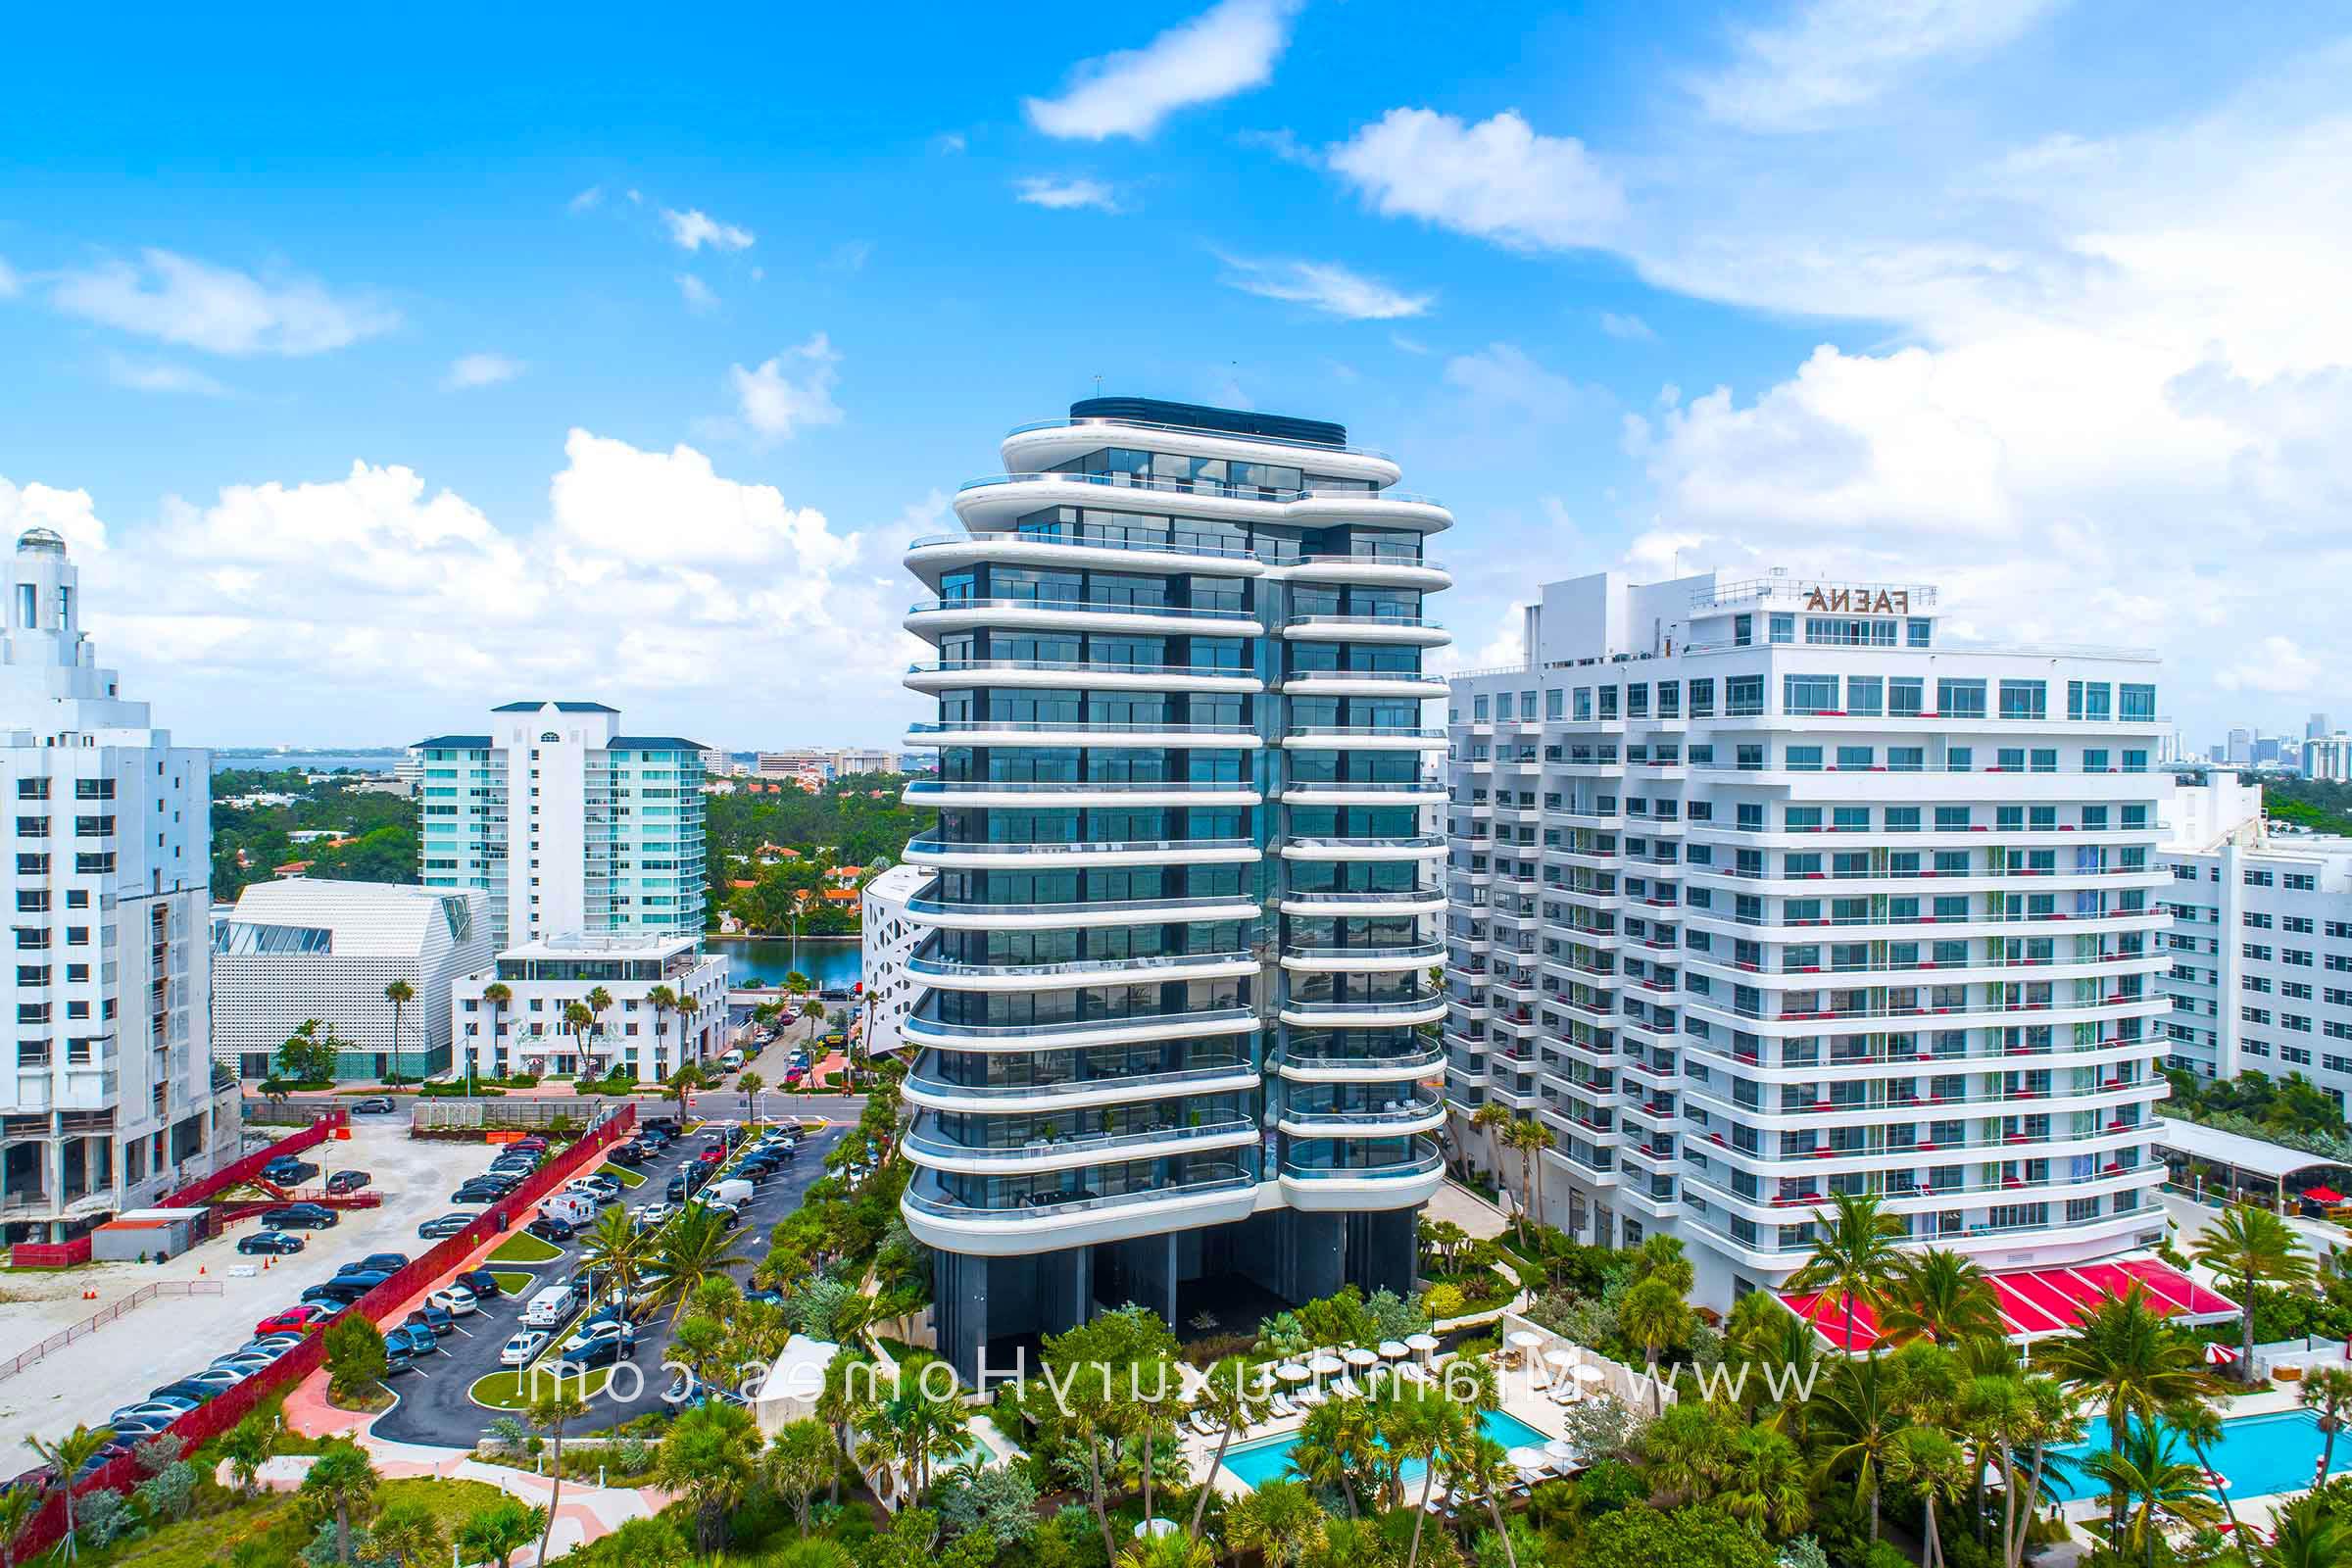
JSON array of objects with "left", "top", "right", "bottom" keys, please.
[{"left": 0, "top": 528, "right": 233, "bottom": 1246}]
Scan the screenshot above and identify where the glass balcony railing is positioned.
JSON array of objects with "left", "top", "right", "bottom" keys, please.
[
  {"left": 906, "top": 1005, "right": 1255, "bottom": 1041},
  {"left": 906, "top": 891, "right": 1256, "bottom": 918},
  {"left": 1279, "top": 1140, "right": 1444, "bottom": 1179},
  {"left": 904, "top": 1115, "right": 1257, "bottom": 1163},
  {"left": 907, "top": 835, "right": 1256, "bottom": 859},
  {"left": 904, "top": 1055, "right": 1257, "bottom": 1101},
  {"left": 908, "top": 659, "right": 1258, "bottom": 681},
  {"left": 907, "top": 949, "right": 1253, "bottom": 982},
  {"left": 908, "top": 597, "right": 1258, "bottom": 622},
  {"left": 905, "top": 1160, "right": 1258, "bottom": 1218}
]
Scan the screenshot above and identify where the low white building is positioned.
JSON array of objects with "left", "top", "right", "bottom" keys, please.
[
  {"left": 213, "top": 879, "right": 493, "bottom": 1080},
  {"left": 454, "top": 932, "right": 727, "bottom": 1083},
  {"left": 858, "top": 863, "right": 930, "bottom": 1059}
]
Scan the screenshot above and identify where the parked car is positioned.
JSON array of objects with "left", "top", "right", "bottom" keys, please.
[
  {"left": 242, "top": 1334, "right": 307, "bottom": 1356},
  {"left": 630, "top": 1201, "right": 672, "bottom": 1231},
  {"left": 261, "top": 1157, "right": 318, "bottom": 1185},
  {"left": 403, "top": 1305, "right": 456, "bottom": 1338},
  {"left": 511, "top": 1136, "right": 551, "bottom": 1153},
  {"left": 427, "top": 1286, "right": 477, "bottom": 1316},
  {"left": 557, "top": 1328, "right": 635, "bottom": 1369},
  {"left": 351, "top": 1251, "right": 411, "bottom": 1275},
  {"left": 322, "top": 1170, "right": 372, "bottom": 1195},
  {"left": 452, "top": 1178, "right": 517, "bottom": 1202},
  {"left": 237, "top": 1230, "right": 304, "bottom": 1256},
  {"left": 301, "top": 1277, "right": 382, "bottom": 1306},
  {"left": 382, "top": 1345, "right": 419, "bottom": 1377},
  {"left": 416, "top": 1212, "right": 473, "bottom": 1239},
  {"left": 523, "top": 1215, "right": 575, "bottom": 1244},
  {"left": 352, "top": 1096, "right": 397, "bottom": 1114},
  {"left": 258, "top": 1203, "right": 337, "bottom": 1230},
  {"left": 254, "top": 1306, "right": 336, "bottom": 1335},
  {"left": 565, "top": 1175, "right": 620, "bottom": 1201},
  {"left": 102, "top": 1414, "right": 174, "bottom": 1439},
  {"left": 499, "top": 1331, "right": 549, "bottom": 1368},
  {"left": 607, "top": 1144, "right": 646, "bottom": 1167},
  {"left": 453, "top": 1268, "right": 505, "bottom": 1298},
  {"left": 113, "top": 1396, "right": 197, "bottom": 1420},
  {"left": 146, "top": 1380, "right": 222, "bottom": 1406},
  {"left": 211, "top": 1351, "right": 275, "bottom": 1375},
  {"left": 384, "top": 1323, "right": 436, "bottom": 1357}
]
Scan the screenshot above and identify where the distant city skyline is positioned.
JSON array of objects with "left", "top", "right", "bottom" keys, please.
[{"left": 4, "top": 3, "right": 2347, "bottom": 745}]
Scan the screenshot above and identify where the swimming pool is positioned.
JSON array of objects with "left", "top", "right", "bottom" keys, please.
[
  {"left": 1219, "top": 1408, "right": 1553, "bottom": 1491},
  {"left": 2050, "top": 1411, "right": 2327, "bottom": 1501}
]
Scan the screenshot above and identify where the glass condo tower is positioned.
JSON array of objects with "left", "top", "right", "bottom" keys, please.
[{"left": 898, "top": 397, "right": 1453, "bottom": 1381}]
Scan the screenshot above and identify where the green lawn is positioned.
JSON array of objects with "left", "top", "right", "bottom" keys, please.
[
  {"left": 468, "top": 1366, "right": 613, "bottom": 1409},
  {"left": 88, "top": 1476, "right": 504, "bottom": 1568},
  {"left": 486, "top": 1233, "right": 562, "bottom": 1265},
  {"left": 489, "top": 1270, "right": 536, "bottom": 1296},
  {"left": 598, "top": 1161, "right": 647, "bottom": 1189}
]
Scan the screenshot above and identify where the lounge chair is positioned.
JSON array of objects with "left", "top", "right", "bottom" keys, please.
[
  {"left": 1188, "top": 1412, "right": 1218, "bottom": 1437},
  {"left": 1297, "top": 1387, "right": 1328, "bottom": 1406},
  {"left": 1268, "top": 1393, "right": 1298, "bottom": 1418}
]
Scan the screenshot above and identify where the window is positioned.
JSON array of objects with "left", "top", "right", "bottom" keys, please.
[
  {"left": 1937, "top": 680, "right": 1986, "bottom": 718},
  {"left": 1598, "top": 687, "right": 1619, "bottom": 720},
  {"left": 1768, "top": 613, "right": 1794, "bottom": 644},
  {"left": 1999, "top": 681, "right": 2047, "bottom": 719},
  {"left": 1473, "top": 695, "right": 1490, "bottom": 721},
  {"left": 2119, "top": 684, "right": 2156, "bottom": 721},
  {"left": 1688, "top": 679, "right": 1714, "bottom": 718},
  {"left": 1837, "top": 746, "right": 1874, "bottom": 769},
  {"left": 1626, "top": 684, "right": 1648, "bottom": 718},
  {"left": 2068, "top": 681, "right": 2113, "bottom": 721},
  {"left": 1544, "top": 688, "right": 1563, "bottom": 720},
  {"left": 1889, "top": 746, "right": 1924, "bottom": 772},
  {"left": 1845, "top": 676, "right": 1884, "bottom": 716},
  {"left": 1785, "top": 674, "right": 1839, "bottom": 715},
  {"left": 1889, "top": 678, "right": 1925, "bottom": 717},
  {"left": 1727, "top": 677, "right": 1765, "bottom": 717},
  {"left": 1787, "top": 746, "right": 1824, "bottom": 772},
  {"left": 1906, "top": 618, "right": 1932, "bottom": 647}
]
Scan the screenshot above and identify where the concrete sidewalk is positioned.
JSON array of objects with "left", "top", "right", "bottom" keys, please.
[{"left": 237, "top": 1445, "right": 666, "bottom": 1561}]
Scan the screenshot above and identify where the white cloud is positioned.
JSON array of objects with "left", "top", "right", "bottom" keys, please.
[
  {"left": 105, "top": 356, "right": 230, "bottom": 397},
  {"left": 0, "top": 257, "right": 18, "bottom": 298},
  {"left": 1326, "top": 109, "right": 1625, "bottom": 253},
  {"left": 567, "top": 185, "right": 605, "bottom": 213},
  {"left": 0, "top": 435, "right": 927, "bottom": 741},
  {"left": 2219, "top": 636, "right": 2324, "bottom": 694},
  {"left": 50, "top": 249, "right": 397, "bottom": 357},
  {"left": 1690, "top": 0, "right": 2064, "bottom": 133},
  {"left": 1598, "top": 311, "right": 1654, "bottom": 341},
  {"left": 1023, "top": 0, "right": 1300, "bottom": 140},
  {"left": 677, "top": 274, "right": 720, "bottom": 314},
  {"left": 727, "top": 334, "right": 844, "bottom": 442},
  {"left": 661, "top": 208, "right": 756, "bottom": 252},
  {"left": 1216, "top": 255, "right": 1431, "bottom": 319},
  {"left": 1444, "top": 343, "right": 1600, "bottom": 421},
  {"left": 444, "top": 353, "right": 524, "bottom": 390},
  {"left": 1014, "top": 177, "right": 1120, "bottom": 213},
  {"left": 932, "top": 132, "right": 967, "bottom": 155}
]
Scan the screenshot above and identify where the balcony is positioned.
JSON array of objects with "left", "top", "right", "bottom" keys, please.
[
  {"left": 903, "top": 834, "right": 1260, "bottom": 869},
  {"left": 1281, "top": 614, "right": 1449, "bottom": 646},
  {"left": 906, "top": 719, "right": 1262, "bottom": 750},
  {"left": 905, "top": 891, "right": 1261, "bottom": 930},
  {"left": 902, "top": 1160, "right": 1261, "bottom": 1252},
  {"left": 902, "top": 1114, "right": 1260, "bottom": 1176},
  {"left": 1277, "top": 1138, "right": 1446, "bottom": 1208},
  {"left": 904, "top": 778, "right": 1260, "bottom": 809},
  {"left": 902, "top": 1056, "right": 1261, "bottom": 1114},
  {"left": 905, "top": 659, "right": 1262, "bottom": 693},
  {"left": 903, "top": 1005, "right": 1258, "bottom": 1054},
  {"left": 1277, "top": 1091, "right": 1446, "bottom": 1137},
  {"left": 907, "top": 948, "right": 1259, "bottom": 991}
]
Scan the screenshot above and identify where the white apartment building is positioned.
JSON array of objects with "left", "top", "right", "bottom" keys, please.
[
  {"left": 212, "top": 879, "right": 492, "bottom": 1080},
  {"left": 2158, "top": 775, "right": 2352, "bottom": 1103},
  {"left": 899, "top": 395, "right": 1451, "bottom": 1382},
  {"left": 453, "top": 931, "right": 726, "bottom": 1083},
  {"left": 414, "top": 702, "right": 707, "bottom": 949},
  {"left": 0, "top": 528, "right": 237, "bottom": 1243},
  {"left": 1446, "top": 569, "right": 2172, "bottom": 1307},
  {"left": 2304, "top": 736, "right": 2352, "bottom": 783},
  {"left": 858, "top": 862, "right": 930, "bottom": 1058}
]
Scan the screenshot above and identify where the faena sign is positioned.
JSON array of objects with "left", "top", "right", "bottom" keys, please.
[{"left": 1802, "top": 586, "right": 1909, "bottom": 614}]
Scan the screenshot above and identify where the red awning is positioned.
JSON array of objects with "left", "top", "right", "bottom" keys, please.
[
  {"left": 1777, "top": 1255, "right": 2236, "bottom": 1352},
  {"left": 2303, "top": 1186, "right": 2346, "bottom": 1203}
]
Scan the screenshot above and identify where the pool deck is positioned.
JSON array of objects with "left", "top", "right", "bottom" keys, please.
[{"left": 1181, "top": 1365, "right": 1583, "bottom": 1497}]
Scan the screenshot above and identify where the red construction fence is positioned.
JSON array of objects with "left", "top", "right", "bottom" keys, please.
[{"left": 7, "top": 1104, "right": 636, "bottom": 1560}]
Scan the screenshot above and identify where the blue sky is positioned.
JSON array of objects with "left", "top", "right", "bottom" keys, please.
[{"left": 2, "top": 1, "right": 2344, "bottom": 751}]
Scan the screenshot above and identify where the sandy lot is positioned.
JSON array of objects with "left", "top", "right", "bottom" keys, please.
[{"left": 0, "top": 1119, "right": 501, "bottom": 1451}]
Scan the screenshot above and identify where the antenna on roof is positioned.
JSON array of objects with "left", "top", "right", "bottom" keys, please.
[{"left": 1092, "top": 374, "right": 1103, "bottom": 396}]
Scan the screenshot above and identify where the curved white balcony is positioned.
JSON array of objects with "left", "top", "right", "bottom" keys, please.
[
  {"left": 907, "top": 948, "right": 1260, "bottom": 993},
  {"left": 905, "top": 892, "right": 1262, "bottom": 930},
  {"left": 1681, "top": 951, "right": 2168, "bottom": 991},
  {"left": 902, "top": 1058, "right": 1262, "bottom": 1114},
  {"left": 906, "top": 597, "right": 1265, "bottom": 641},
  {"left": 905, "top": 530, "right": 1268, "bottom": 583},
  {"left": 1280, "top": 941, "right": 1446, "bottom": 974},
  {"left": 905, "top": 660, "right": 1260, "bottom": 695},
  {"left": 1277, "top": 835, "right": 1447, "bottom": 862},
  {"left": 1264, "top": 555, "right": 1451, "bottom": 592},
  {"left": 1278, "top": 887, "right": 1446, "bottom": 917},
  {"left": 1276, "top": 1094, "right": 1447, "bottom": 1138},
  {"left": 902, "top": 1164, "right": 1264, "bottom": 1254},
  {"left": 1682, "top": 992, "right": 2170, "bottom": 1040},
  {"left": 902, "top": 1115, "right": 1261, "bottom": 1176},
  {"left": 904, "top": 779, "right": 1259, "bottom": 810},
  {"left": 1278, "top": 669, "right": 1449, "bottom": 700},
  {"left": 1273, "top": 1047, "right": 1446, "bottom": 1084},
  {"left": 1280, "top": 615, "right": 1449, "bottom": 647},
  {"left": 904, "top": 835, "right": 1262, "bottom": 870},
  {"left": 906, "top": 721, "right": 1263, "bottom": 752},
  {"left": 1000, "top": 416, "right": 1400, "bottom": 480},
  {"left": 1280, "top": 726, "right": 1449, "bottom": 752},
  {"left": 1275, "top": 1142, "right": 1446, "bottom": 1209},
  {"left": 1273, "top": 781, "right": 1448, "bottom": 807},
  {"left": 954, "top": 472, "right": 1449, "bottom": 536},
  {"left": 903, "top": 1005, "right": 1258, "bottom": 1054},
  {"left": 1278, "top": 995, "right": 1448, "bottom": 1029}
]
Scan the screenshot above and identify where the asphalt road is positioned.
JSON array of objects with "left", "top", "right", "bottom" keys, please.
[{"left": 369, "top": 1117, "right": 849, "bottom": 1446}]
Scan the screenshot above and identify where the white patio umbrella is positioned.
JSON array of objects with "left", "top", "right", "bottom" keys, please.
[
  {"left": 1572, "top": 1364, "right": 1606, "bottom": 1386},
  {"left": 1308, "top": 1352, "right": 1346, "bottom": 1374},
  {"left": 1544, "top": 1440, "right": 1579, "bottom": 1466},
  {"left": 1405, "top": 1331, "right": 1441, "bottom": 1364},
  {"left": 1345, "top": 1347, "right": 1380, "bottom": 1369},
  {"left": 1543, "top": 1348, "right": 1577, "bottom": 1370},
  {"left": 1505, "top": 1329, "right": 1544, "bottom": 1366},
  {"left": 1506, "top": 1446, "right": 1550, "bottom": 1472},
  {"left": 1378, "top": 1340, "right": 1411, "bottom": 1360},
  {"left": 1276, "top": 1362, "right": 1311, "bottom": 1384}
]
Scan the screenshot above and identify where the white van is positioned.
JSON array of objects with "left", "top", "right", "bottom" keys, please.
[
  {"left": 707, "top": 1178, "right": 754, "bottom": 1209},
  {"left": 719, "top": 1050, "right": 746, "bottom": 1071},
  {"left": 522, "top": 1283, "right": 580, "bottom": 1328},
  {"left": 541, "top": 1193, "right": 601, "bottom": 1228}
]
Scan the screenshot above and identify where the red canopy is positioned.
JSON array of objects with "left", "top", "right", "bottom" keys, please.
[
  {"left": 1778, "top": 1256, "right": 2235, "bottom": 1352},
  {"left": 2303, "top": 1186, "right": 2346, "bottom": 1203}
]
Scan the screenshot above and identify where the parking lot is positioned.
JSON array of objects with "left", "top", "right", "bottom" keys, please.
[
  {"left": 370, "top": 1116, "right": 847, "bottom": 1446},
  {"left": 0, "top": 1113, "right": 494, "bottom": 1452}
]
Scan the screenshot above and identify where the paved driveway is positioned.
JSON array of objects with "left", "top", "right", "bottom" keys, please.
[{"left": 368, "top": 1119, "right": 848, "bottom": 1446}]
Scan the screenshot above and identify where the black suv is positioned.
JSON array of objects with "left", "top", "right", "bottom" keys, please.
[
  {"left": 322, "top": 1170, "right": 371, "bottom": 1195},
  {"left": 259, "top": 1203, "right": 337, "bottom": 1230},
  {"left": 261, "top": 1158, "right": 319, "bottom": 1186}
]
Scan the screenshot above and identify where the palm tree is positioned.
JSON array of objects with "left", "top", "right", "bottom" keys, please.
[
  {"left": 2192, "top": 1204, "right": 2315, "bottom": 1385},
  {"left": 1287, "top": 1396, "right": 1372, "bottom": 1520},
  {"left": 2305, "top": 1366, "right": 2352, "bottom": 1484},
  {"left": 456, "top": 1499, "right": 544, "bottom": 1568},
  {"left": 299, "top": 1439, "right": 379, "bottom": 1566},
  {"left": 1469, "top": 1100, "right": 1512, "bottom": 1184},
  {"left": 645, "top": 1205, "right": 748, "bottom": 1324},
  {"left": 654, "top": 1400, "right": 760, "bottom": 1552},
  {"left": 764, "top": 1418, "right": 839, "bottom": 1535},
  {"left": 2264, "top": 1490, "right": 2349, "bottom": 1568},
  {"left": 1990, "top": 1370, "right": 2085, "bottom": 1568},
  {"left": 366, "top": 1498, "right": 446, "bottom": 1568},
  {"left": 739, "top": 1070, "right": 764, "bottom": 1129},
  {"left": 563, "top": 1000, "right": 597, "bottom": 1076},
  {"left": 584, "top": 985, "right": 614, "bottom": 1075},
  {"left": 382, "top": 978, "right": 415, "bottom": 1079},
  {"left": 1187, "top": 1357, "right": 1270, "bottom": 1543},
  {"left": 1721, "top": 1423, "right": 1812, "bottom": 1540},
  {"left": 1224, "top": 1480, "right": 1326, "bottom": 1568},
  {"left": 578, "top": 1204, "right": 652, "bottom": 1305},
  {"left": 1620, "top": 1275, "right": 1693, "bottom": 1414},
  {"left": 2163, "top": 1396, "right": 2241, "bottom": 1542},
  {"left": 477, "top": 980, "right": 511, "bottom": 1088},
  {"left": 1881, "top": 1248, "right": 2003, "bottom": 1347},
  {"left": 526, "top": 1384, "right": 590, "bottom": 1568},
  {"left": 217, "top": 1410, "right": 279, "bottom": 1496},
  {"left": 23, "top": 1423, "right": 114, "bottom": 1562},
  {"left": 647, "top": 983, "right": 679, "bottom": 1082},
  {"left": 862, "top": 1356, "right": 970, "bottom": 1504},
  {"left": 1384, "top": 1388, "right": 1469, "bottom": 1568},
  {"left": 1889, "top": 1427, "right": 1969, "bottom": 1568},
  {"left": 1815, "top": 1355, "right": 1905, "bottom": 1541},
  {"left": 0, "top": 1485, "right": 39, "bottom": 1568},
  {"left": 815, "top": 1348, "right": 872, "bottom": 1506},
  {"left": 678, "top": 994, "right": 704, "bottom": 1067},
  {"left": 1116, "top": 1533, "right": 1218, "bottom": 1568},
  {"left": 1642, "top": 1401, "right": 1729, "bottom": 1504},
  {"left": 2039, "top": 1284, "right": 2213, "bottom": 1543},
  {"left": 1441, "top": 1435, "right": 1522, "bottom": 1568},
  {"left": 2084, "top": 1418, "right": 2224, "bottom": 1568},
  {"left": 1499, "top": 1116, "right": 1550, "bottom": 1244},
  {"left": 1788, "top": 1191, "right": 1908, "bottom": 1357}
]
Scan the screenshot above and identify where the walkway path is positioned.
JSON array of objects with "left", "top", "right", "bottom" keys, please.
[
  {"left": 1427, "top": 1178, "right": 1511, "bottom": 1241},
  {"left": 237, "top": 1446, "right": 666, "bottom": 1562}
]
